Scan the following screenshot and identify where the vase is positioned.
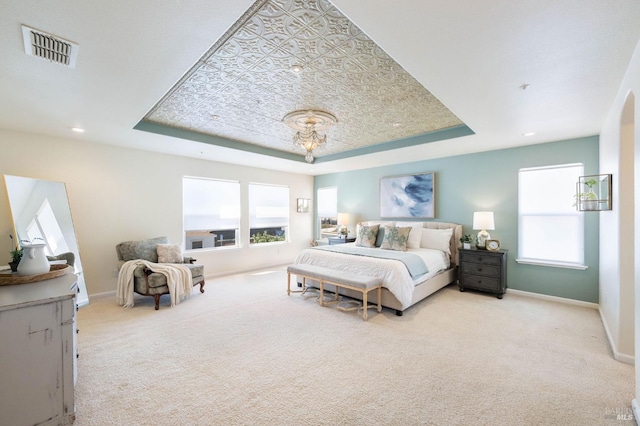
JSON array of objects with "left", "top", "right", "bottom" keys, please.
[
  {"left": 17, "top": 243, "right": 50, "bottom": 276},
  {"left": 9, "top": 261, "right": 19, "bottom": 272},
  {"left": 463, "top": 243, "right": 471, "bottom": 249}
]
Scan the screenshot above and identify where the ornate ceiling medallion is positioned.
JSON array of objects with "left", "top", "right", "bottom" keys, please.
[{"left": 283, "top": 109, "right": 337, "bottom": 163}]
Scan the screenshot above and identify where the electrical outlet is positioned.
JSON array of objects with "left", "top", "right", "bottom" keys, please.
[
  {"left": 603, "top": 292, "right": 608, "bottom": 303},
  {"left": 112, "top": 268, "right": 119, "bottom": 278}
]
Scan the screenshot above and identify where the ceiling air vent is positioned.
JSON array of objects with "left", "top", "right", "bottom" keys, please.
[{"left": 22, "top": 25, "right": 79, "bottom": 68}]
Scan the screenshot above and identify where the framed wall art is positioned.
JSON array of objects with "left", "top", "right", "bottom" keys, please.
[
  {"left": 297, "top": 198, "right": 310, "bottom": 213},
  {"left": 380, "top": 172, "right": 435, "bottom": 219}
]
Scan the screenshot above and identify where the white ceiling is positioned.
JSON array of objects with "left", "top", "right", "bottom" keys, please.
[{"left": 1, "top": 0, "right": 639, "bottom": 175}]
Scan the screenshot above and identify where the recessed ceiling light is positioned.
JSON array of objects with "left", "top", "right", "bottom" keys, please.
[
  {"left": 523, "top": 131, "right": 536, "bottom": 137},
  {"left": 392, "top": 122, "right": 402, "bottom": 128},
  {"left": 70, "top": 127, "right": 85, "bottom": 133},
  {"left": 290, "top": 64, "right": 303, "bottom": 73},
  {"left": 519, "top": 84, "right": 530, "bottom": 91},
  {"left": 211, "top": 114, "right": 220, "bottom": 121}
]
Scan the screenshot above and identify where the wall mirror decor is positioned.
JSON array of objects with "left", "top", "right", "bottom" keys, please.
[
  {"left": 4, "top": 175, "right": 89, "bottom": 306},
  {"left": 575, "top": 174, "right": 612, "bottom": 211}
]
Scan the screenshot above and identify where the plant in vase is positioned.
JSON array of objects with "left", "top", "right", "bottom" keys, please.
[
  {"left": 574, "top": 178, "right": 598, "bottom": 210},
  {"left": 460, "top": 234, "right": 476, "bottom": 250},
  {"left": 8, "top": 234, "right": 23, "bottom": 272}
]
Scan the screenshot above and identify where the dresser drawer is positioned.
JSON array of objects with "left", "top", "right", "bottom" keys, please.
[
  {"left": 460, "top": 252, "right": 501, "bottom": 266},
  {"left": 461, "top": 274, "right": 500, "bottom": 291},
  {"left": 461, "top": 262, "right": 500, "bottom": 277}
]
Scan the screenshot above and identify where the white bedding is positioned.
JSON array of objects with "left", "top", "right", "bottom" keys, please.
[{"left": 293, "top": 243, "right": 450, "bottom": 309}]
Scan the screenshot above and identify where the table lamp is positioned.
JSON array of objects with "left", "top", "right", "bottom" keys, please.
[
  {"left": 337, "top": 212, "right": 350, "bottom": 238},
  {"left": 473, "top": 211, "right": 494, "bottom": 249}
]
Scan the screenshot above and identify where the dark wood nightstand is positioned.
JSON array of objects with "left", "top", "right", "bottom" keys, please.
[
  {"left": 328, "top": 237, "right": 356, "bottom": 245},
  {"left": 458, "top": 248, "right": 507, "bottom": 298}
]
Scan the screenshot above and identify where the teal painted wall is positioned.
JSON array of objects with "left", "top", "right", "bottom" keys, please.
[{"left": 315, "top": 136, "right": 600, "bottom": 303}]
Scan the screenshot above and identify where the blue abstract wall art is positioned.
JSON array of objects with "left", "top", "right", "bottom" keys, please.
[{"left": 379, "top": 172, "right": 435, "bottom": 218}]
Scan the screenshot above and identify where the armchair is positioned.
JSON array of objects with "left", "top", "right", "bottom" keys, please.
[{"left": 115, "top": 236, "right": 205, "bottom": 310}]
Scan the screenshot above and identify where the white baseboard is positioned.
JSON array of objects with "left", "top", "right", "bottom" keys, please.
[
  {"left": 506, "top": 288, "right": 598, "bottom": 309},
  {"left": 598, "top": 307, "right": 635, "bottom": 365}
]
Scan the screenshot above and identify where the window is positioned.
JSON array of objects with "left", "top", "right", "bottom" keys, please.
[
  {"left": 183, "top": 177, "right": 240, "bottom": 250},
  {"left": 317, "top": 186, "right": 337, "bottom": 238},
  {"left": 517, "top": 163, "right": 586, "bottom": 269},
  {"left": 249, "top": 183, "right": 289, "bottom": 244}
]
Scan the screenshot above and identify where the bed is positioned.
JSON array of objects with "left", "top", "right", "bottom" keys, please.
[{"left": 293, "top": 221, "right": 462, "bottom": 316}]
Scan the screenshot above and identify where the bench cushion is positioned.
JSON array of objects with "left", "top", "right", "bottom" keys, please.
[{"left": 287, "top": 264, "right": 381, "bottom": 290}]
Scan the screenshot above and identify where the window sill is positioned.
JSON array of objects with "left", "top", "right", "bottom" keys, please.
[{"left": 515, "top": 258, "right": 588, "bottom": 270}]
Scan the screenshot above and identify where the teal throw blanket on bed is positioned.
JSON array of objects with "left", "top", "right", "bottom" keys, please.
[{"left": 313, "top": 244, "right": 429, "bottom": 278}]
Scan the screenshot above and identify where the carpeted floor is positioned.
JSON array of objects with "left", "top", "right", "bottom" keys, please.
[{"left": 75, "top": 266, "right": 634, "bottom": 425}]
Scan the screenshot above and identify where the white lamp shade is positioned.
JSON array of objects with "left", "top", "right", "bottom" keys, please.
[
  {"left": 337, "top": 212, "right": 350, "bottom": 226},
  {"left": 473, "top": 211, "right": 495, "bottom": 230}
]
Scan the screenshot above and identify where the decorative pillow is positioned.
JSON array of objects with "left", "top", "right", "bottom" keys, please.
[
  {"left": 420, "top": 228, "right": 453, "bottom": 254},
  {"left": 157, "top": 244, "right": 183, "bottom": 263},
  {"left": 396, "top": 221, "right": 424, "bottom": 249},
  {"left": 355, "top": 224, "right": 379, "bottom": 248},
  {"left": 380, "top": 226, "right": 411, "bottom": 251},
  {"left": 361, "top": 221, "right": 395, "bottom": 247}
]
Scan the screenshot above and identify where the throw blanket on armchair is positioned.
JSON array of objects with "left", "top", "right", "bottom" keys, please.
[{"left": 117, "top": 260, "right": 193, "bottom": 308}]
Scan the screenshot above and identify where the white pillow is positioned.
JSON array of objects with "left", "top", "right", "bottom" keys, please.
[
  {"left": 420, "top": 228, "right": 453, "bottom": 254},
  {"left": 396, "top": 221, "right": 424, "bottom": 249}
]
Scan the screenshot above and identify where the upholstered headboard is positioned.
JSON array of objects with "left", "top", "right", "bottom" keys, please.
[{"left": 421, "top": 222, "right": 463, "bottom": 266}]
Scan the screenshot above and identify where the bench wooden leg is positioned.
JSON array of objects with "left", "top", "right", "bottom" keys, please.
[
  {"left": 362, "top": 290, "right": 368, "bottom": 321},
  {"left": 377, "top": 285, "right": 382, "bottom": 313},
  {"left": 287, "top": 273, "right": 308, "bottom": 295},
  {"left": 319, "top": 280, "right": 324, "bottom": 306}
]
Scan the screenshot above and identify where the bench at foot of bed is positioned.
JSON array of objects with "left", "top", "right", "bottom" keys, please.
[{"left": 287, "top": 264, "right": 382, "bottom": 321}]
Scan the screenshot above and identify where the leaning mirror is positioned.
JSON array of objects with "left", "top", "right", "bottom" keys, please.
[{"left": 3, "top": 175, "right": 89, "bottom": 306}]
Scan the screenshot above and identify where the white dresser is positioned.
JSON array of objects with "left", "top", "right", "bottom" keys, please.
[{"left": 0, "top": 274, "right": 78, "bottom": 425}]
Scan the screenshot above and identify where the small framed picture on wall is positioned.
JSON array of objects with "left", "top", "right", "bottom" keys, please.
[{"left": 297, "top": 198, "right": 310, "bottom": 213}]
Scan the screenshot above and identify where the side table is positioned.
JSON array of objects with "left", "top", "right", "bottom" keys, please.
[
  {"left": 458, "top": 248, "right": 507, "bottom": 298},
  {"left": 328, "top": 237, "right": 356, "bottom": 245}
]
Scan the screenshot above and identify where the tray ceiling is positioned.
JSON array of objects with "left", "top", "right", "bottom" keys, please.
[{"left": 139, "top": 0, "right": 468, "bottom": 162}]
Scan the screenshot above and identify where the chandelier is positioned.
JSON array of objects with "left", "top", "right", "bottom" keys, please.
[{"left": 283, "top": 109, "right": 337, "bottom": 163}]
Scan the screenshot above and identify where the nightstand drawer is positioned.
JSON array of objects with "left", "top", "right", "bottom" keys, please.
[
  {"left": 461, "top": 262, "right": 499, "bottom": 277},
  {"left": 460, "top": 252, "right": 501, "bottom": 266},
  {"left": 461, "top": 274, "right": 500, "bottom": 291}
]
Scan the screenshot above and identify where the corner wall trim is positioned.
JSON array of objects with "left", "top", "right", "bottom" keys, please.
[
  {"left": 506, "top": 288, "right": 598, "bottom": 309},
  {"left": 599, "top": 308, "right": 635, "bottom": 365}
]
